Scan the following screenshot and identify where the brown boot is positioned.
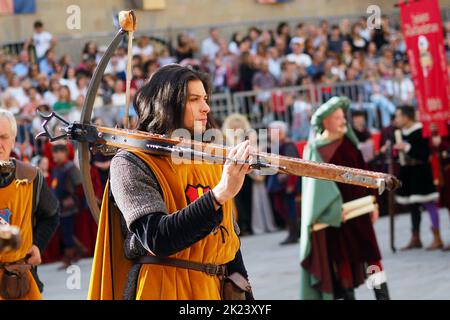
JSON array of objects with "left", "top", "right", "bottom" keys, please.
[
  {"left": 58, "top": 247, "right": 78, "bottom": 270},
  {"left": 279, "top": 219, "right": 299, "bottom": 245},
  {"left": 401, "top": 231, "right": 422, "bottom": 250},
  {"left": 73, "top": 237, "right": 88, "bottom": 260},
  {"left": 426, "top": 228, "right": 443, "bottom": 250}
]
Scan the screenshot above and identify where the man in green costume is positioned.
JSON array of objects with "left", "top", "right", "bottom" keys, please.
[{"left": 299, "top": 96, "right": 390, "bottom": 300}]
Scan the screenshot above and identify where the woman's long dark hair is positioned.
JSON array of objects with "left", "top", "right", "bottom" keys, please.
[{"left": 133, "top": 64, "right": 217, "bottom": 134}]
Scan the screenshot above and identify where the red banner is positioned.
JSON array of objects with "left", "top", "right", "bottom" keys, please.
[
  {"left": 399, "top": 0, "right": 450, "bottom": 136},
  {"left": 0, "top": 0, "right": 13, "bottom": 15}
]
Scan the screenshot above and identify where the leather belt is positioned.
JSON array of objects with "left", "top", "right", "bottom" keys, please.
[
  {"left": 138, "top": 256, "right": 227, "bottom": 277},
  {"left": 402, "top": 159, "right": 425, "bottom": 166},
  {"left": 0, "top": 255, "right": 32, "bottom": 273}
]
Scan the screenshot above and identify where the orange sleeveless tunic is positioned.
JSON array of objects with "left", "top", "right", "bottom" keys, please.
[
  {"left": 88, "top": 151, "right": 240, "bottom": 300},
  {"left": 0, "top": 174, "right": 41, "bottom": 300}
]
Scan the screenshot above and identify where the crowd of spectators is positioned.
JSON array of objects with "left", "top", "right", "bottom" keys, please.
[
  {"left": 2, "top": 16, "right": 449, "bottom": 142},
  {"left": 2, "top": 15, "right": 450, "bottom": 258}
]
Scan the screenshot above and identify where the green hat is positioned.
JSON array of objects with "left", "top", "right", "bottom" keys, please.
[
  {"left": 310, "top": 96, "right": 359, "bottom": 146},
  {"left": 310, "top": 96, "right": 351, "bottom": 134}
]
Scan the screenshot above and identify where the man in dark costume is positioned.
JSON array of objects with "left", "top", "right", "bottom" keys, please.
[
  {"left": 300, "top": 97, "right": 390, "bottom": 300},
  {"left": 267, "top": 121, "right": 301, "bottom": 245},
  {"left": 431, "top": 122, "right": 450, "bottom": 250},
  {"left": 394, "top": 105, "right": 442, "bottom": 250}
]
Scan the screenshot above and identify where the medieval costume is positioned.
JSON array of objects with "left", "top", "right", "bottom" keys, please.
[
  {"left": 41, "top": 164, "right": 100, "bottom": 264},
  {"left": 234, "top": 176, "right": 253, "bottom": 235},
  {"left": 267, "top": 138, "right": 301, "bottom": 245},
  {"left": 0, "top": 159, "right": 59, "bottom": 300},
  {"left": 88, "top": 150, "right": 251, "bottom": 300},
  {"left": 300, "top": 97, "right": 389, "bottom": 300},
  {"left": 49, "top": 149, "right": 88, "bottom": 268},
  {"left": 250, "top": 172, "right": 278, "bottom": 235},
  {"left": 395, "top": 122, "right": 441, "bottom": 250},
  {"left": 436, "top": 124, "right": 450, "bottom": 212},
  {"left": 426, "top": 122, "right": 450, "bottom": 250}
]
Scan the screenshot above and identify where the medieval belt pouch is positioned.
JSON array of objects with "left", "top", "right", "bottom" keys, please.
[
  {"left": 0, "top": 257, "right": 32, "bottom": 299},
  {"left": 221, "top": 272, "right": 252, "bottom": 300}
]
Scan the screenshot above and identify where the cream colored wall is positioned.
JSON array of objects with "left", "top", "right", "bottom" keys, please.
[{"left": 1, "top": 0, "right": 449, "bottom": 43}]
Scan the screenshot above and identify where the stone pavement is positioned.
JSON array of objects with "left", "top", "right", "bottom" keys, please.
[{"left": 39, "top": 209, "right": 450, "bottom": 300}]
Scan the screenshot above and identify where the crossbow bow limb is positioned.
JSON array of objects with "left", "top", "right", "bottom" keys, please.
[{"left": 37, "top": 11, "right": 136, "bottom": 222}]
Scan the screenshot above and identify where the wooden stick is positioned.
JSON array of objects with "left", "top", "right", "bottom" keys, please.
[
  {"left": 342, "top": 195, "right": 375, "bottom": 212},
  {"left": 387, "top": 140, "right": 397, "bottom": 253},
  {"left": 395, "top": 129, "right": 406, "bottom": 166},
  {"left": 124, "top": 31, "right": 133, "bottom": 129},
  {"left": 346, "top": 203, "right": 377, "bottom": 220},
  {"left": 118, "top": 10, "right": 137, "bottom": 130},
  {"left": 312, "top": 203, "right": 378, "bottom": 232}
]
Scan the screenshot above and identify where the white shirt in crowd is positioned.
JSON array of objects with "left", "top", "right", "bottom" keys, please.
[
  {"left": 268, "top": 58, "right": 282, "bottom": 80},
  {"left": 5, "top": 86, "right": 29, "bottom": 107},
  {"left": 104, "top": 56, "right": 128, "bottom": 75},
  {"left": 68, "top": 107, "right": 83, "bottom": 124},
  {"left": 70, "top": 86, "right": 87, "bottom": 102},
  {"left": 286, "top": 53, "right": 312, "bottom": 68},
  {"left": 293, "top": 99, "right": 312, "bottom": 116},
  {"left": 332, "top": 65, "right": 346, "bottom": 81},
  {"left": 385, "top": 77, "right": 415, "bottom": 103},
  {"left": 228, "top": 41, "right": 240, "bottom": 56},
  {"left": 112, "top": 92, "right": 126, "bottom": 107},
  {"left": 59, "top": 78, "right": 78, "bottom": 101},
  {"left": 116, "top": 56, "right": 128, "bottom": 74},
  {"left": 132, "top": 44, "right": 154, "bottom": 58},
  {"left": 33, "top": 31, "right": 53, "bottom": 59},
  {"left": 43, "top": 91, "right": 58, "bottom": 108},
  {"left": 360, "top": 28, "right": 372, "bottom": 42},
  {"left": 201, "top": 37, "right": 220, "bottom": 61}
]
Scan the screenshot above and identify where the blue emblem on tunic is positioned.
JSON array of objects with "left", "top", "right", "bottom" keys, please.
[{"left": 0, "top": 208, "right": 12, "bottom": 225}]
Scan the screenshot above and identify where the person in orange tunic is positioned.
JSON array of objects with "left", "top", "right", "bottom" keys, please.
[
  {"left": 0, "top": 108, "right": 59, "bottom": 300},
  {"left": 88, "top": 65, "right": 254, "bottom": 300}
]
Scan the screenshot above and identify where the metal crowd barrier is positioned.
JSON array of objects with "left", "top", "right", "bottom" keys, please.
[
  {"left": 231, "top": 84, "right": 318, "bottom": 130},
  {"left": 209, "top": 91, "right": 234, "bottom": 125},
  {"left": 210, "top": 79, "right": 419, "bottom": 131}
]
